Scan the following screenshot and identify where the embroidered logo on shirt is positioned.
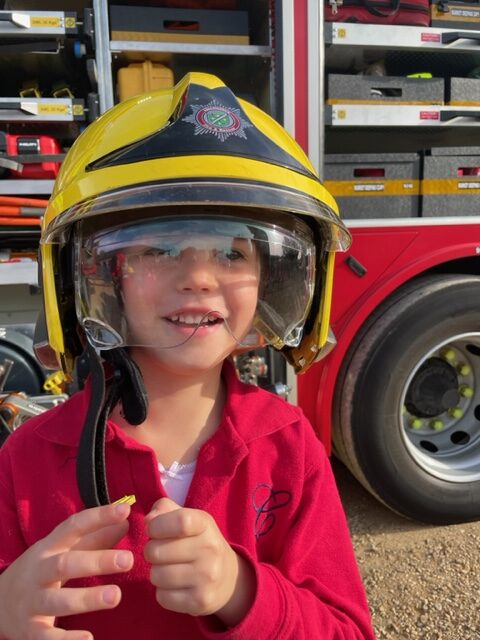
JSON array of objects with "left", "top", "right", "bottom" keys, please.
[
  {"left": 182, "top": 100, "right": 252, "bottom": 142},
  {"left": 252, "top": 483, "right": 292, "bottom": 538}
]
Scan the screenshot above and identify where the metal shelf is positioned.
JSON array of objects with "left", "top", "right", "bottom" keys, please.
[
  {"left": 325, "top": 22, "right": 480, "bottom": 52},
  {"left": 0, "top": 180, "right": 54, "bottom": 195},
  {"left": 110, "top": 40, "right": 271, "bottom": 57},
  {"left": 0, "top": 98, "right": 85, "bottom": 122},
  {"left": 327, "top": 104, "right": 480, "bottom": 126},
  {"left": 0, "top": 10, "right": 77, "bottom": 36}
]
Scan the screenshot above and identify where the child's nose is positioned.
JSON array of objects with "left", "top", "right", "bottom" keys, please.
[{"left": 177, "top": 250, "right": 220, "bottom": 292}]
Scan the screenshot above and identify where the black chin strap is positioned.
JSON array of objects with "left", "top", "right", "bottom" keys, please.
[
  {"left": 76, "top": 344, "right": 148, "bottom": 507},
  {"left": 0, "top": 414, "right": 11, "bottom": 448}
]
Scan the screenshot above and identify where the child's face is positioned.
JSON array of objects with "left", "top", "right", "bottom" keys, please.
[{"left": 120, "top": 233, "right": 260, "bottom": 372}]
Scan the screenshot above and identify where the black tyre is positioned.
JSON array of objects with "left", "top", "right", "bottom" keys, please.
[
  {"left": 0, "top": 325, "right": 45, "bottom": 394},
  {"left": 333, "top": 274, "right": 480, "bottom": 524}
]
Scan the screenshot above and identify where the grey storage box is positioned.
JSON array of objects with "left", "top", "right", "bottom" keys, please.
[
  {"left": 110, "top": 5, "right": 249, "bottom": 44},
  {"left": 448, "top": 77, "right": 480, "bottom": 105},
  {"left": 324, "top": 153, "right": 421, "bottom": 219},
  {"left": 431, "top": 0, "right": 480, "bottom": 29},
  {"left": 422, "top": 147, "right": 480, "bottom": 217},
  {"left": 327, "top": 74, "right": 444, "bottom": 105}
]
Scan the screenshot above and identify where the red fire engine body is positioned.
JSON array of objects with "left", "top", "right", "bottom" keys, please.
[
  {"left": 287, "top": 1, "right": 480, "bottom": 524},
  {"left": 300, "top": 220, "right": 480, "bottom": 446}
]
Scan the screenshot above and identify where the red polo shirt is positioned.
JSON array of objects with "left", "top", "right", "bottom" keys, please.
[{"left": 0, "top": 363, "right": 375, "bottom": 639}]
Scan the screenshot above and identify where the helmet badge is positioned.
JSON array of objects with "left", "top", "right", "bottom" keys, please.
[{"left": 182, "top": 100, "right": 252, "bottom": 142}]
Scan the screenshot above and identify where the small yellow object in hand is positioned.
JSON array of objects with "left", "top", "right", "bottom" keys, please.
[{"left": 113, "top": 494, "right": 136, "bottom": 506}]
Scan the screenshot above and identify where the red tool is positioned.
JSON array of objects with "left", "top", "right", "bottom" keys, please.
[{"left": 0, "top": 132, "right": 63, "bottom": 179}]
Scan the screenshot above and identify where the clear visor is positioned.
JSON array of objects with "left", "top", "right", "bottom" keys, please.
[{"left": 74, "top": 215, "right": 316, "bottom": 352}]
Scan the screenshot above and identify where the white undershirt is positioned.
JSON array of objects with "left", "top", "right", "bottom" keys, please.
[{"left": 158, "top": 460, "right": 197, "bottom": 506}]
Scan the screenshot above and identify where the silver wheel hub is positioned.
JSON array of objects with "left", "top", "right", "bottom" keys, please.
[{"left": 401, "top": 332, "right": 480, "bottom": 482}]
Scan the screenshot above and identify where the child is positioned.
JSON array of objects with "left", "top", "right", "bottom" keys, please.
[{"left": 0, "top": 73, "right": 375, "bottom": 639}]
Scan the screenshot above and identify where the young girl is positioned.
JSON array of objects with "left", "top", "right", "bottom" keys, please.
[{"left": 0, "top": 73, "right": 375, "bottom": 639}]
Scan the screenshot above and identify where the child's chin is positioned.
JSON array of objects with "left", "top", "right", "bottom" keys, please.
[{"left": 145, "top": 348, "right": 230, "bottom": 376}]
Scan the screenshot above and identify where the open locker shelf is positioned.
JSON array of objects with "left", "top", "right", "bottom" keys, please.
[
  {"left": 326, "top": 22, "right": 480, "bottom": 52},
  {"left": 327, "top": 104, "right": 480, "bottom": 127},
  {"left": 0, "top": 9, "right": 78, "bottom": 35}
]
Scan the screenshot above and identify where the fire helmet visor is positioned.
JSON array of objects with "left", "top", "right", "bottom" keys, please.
[{"left": 74, "top": 213, "right": 317, "bottom": 352}]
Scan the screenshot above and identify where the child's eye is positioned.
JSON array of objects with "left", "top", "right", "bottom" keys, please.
[
  {"left": 123, "top": 247, "right": 176, "bottom": 273},
  {"left": 216, "top": 239, "right": 254, "bottom": 264},
  {"left": 220, "top": 249, "right": 245, "bottom": 262}
]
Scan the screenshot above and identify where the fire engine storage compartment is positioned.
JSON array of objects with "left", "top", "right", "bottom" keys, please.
[
  {"left": 0, "top": 0, "right": 283, "bottom": 416},
  {"left": 109, "top": 0, "right": 273, "bottom": 117},
  {"left": 324, "top": 153, "right": 421, "bottom": 219},
  {"left": 109, "top": 5, "right": 250, "bottom": 45},
  {"left": 422, "top": 147, "right": 480, "bottom": 216},
  {"left": 322, "top": 19, "right": 480, "bottom": 524}
]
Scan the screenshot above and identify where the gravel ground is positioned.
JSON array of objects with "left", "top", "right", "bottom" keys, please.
[{"left": 332, "top": 459, "right": 480, "bottom": 640}]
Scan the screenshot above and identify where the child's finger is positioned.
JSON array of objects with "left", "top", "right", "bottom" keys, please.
[
  {"left": 30, "top": 622, "right": 93, "bottom": 640},
  {"left": 72, "top": 520, "right": 129, "bottom": 551},
  {"left": 144, "top": 537, "right": 195, "bottom": 566},
  {"left": 38, "top": 549, "right": 133, "bottom": 585},
  {"left": 150, "top": 562, "right": 196, "bottom": 590},
  {"left": 33, "top": 584, "right": 122, "bottom": 617},
  {"left": 147, "top": 497, "right": 180, "bottom": 519},
  {"left": 147, "top": 504, "right": 207, "bottom": 540},
  {"left": 45, "top": 503, "right": 131, "bottom": 551}
]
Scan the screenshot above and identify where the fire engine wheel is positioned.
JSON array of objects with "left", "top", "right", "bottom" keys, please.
[{"left": 333, "top": 273, "right": 480, "bottom": 524}]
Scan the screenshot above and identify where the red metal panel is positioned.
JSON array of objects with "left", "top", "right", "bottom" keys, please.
[
  {"left": 298, "top": 222, "right": 480, "bottom": 450},
  {"left": 294, "top": 0, "right": 308, "bottom": 153}
]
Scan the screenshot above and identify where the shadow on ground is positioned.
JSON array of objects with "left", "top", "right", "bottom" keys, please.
[{"left": 331, "top": 457, "right": 435, "bottom": 536}]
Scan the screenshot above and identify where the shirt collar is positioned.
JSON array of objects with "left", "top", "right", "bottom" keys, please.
[{"left": 33, "top": 358, "right": 298, "bottom": 448}]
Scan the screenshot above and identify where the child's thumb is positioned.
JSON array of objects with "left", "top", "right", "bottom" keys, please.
[{"left": 149, "top": 496, "right": 181, "bottom": 517}]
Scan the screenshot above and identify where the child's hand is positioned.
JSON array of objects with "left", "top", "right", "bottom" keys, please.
[
  {"left": 145, "top": 498, "right": 254, "bottom": 623},
  {"left": 0, "top": 502, "right": 134, "bottom": 640}
]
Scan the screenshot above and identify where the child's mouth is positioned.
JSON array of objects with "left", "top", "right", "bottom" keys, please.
[{"left": 165, "top": 313, "right": 224, "bottom": 328}]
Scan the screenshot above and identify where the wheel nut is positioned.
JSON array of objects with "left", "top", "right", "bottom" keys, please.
[
  {"left": 459, "top": 385, "right": 474, "bottom": 398},
  {"left": 457, "top": 363, "right": 471, "bottom": 376},
  {"left": 430, "top": 419, "right": 444, "bottom": 431},
  {"left": 448, "top": 407, "right": 463, "bottom": 419},
  {"left": 440, "top": 348, "right": 456, "bottom": 363},
  {"left": 409, "top": 418, "right": 423, "bottom": 429}
]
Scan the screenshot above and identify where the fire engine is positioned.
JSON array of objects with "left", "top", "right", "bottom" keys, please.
[
  {"left": 2, "top": 0, "right": 480, "bottom": 524},
  {"left": 284, "top": 2, "right": 480, "bottom": 525}
]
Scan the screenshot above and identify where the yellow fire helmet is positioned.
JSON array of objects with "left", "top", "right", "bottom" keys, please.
[{"left": 38, "top": 72, "right": 350, "bottom": 379}]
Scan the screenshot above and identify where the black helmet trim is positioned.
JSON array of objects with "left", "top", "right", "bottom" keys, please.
[{"left": 85, "top": 84, "right": 317, "bottom": 182}]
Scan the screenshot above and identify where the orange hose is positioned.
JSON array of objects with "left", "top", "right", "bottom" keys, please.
[
  {"left": 0, "top": 217, "right": 41, "bottom": 226},
  {"left": 0, "top": 207, "right": 44, "bottom": 216},
  {"left": 0, "top": 196, "right": 49, "bottom": 207}
]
